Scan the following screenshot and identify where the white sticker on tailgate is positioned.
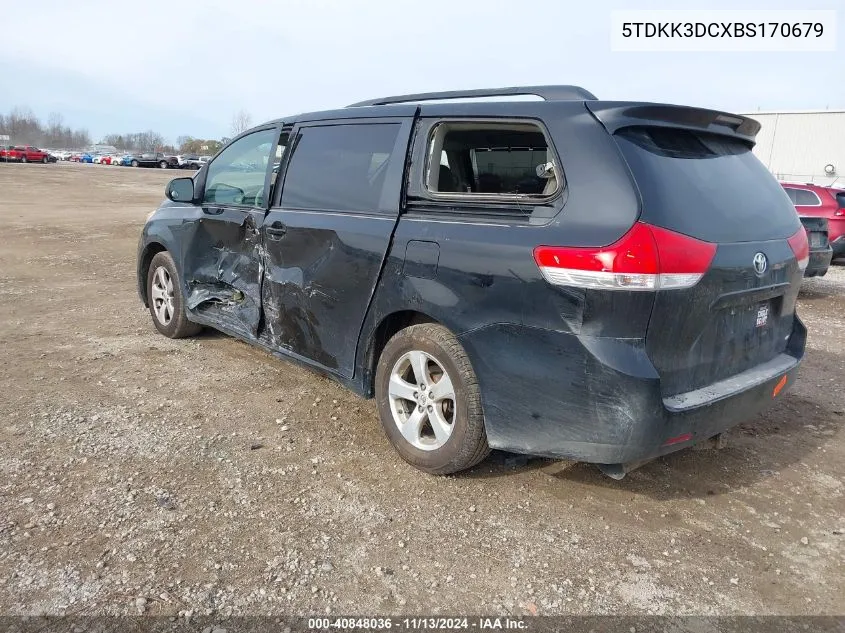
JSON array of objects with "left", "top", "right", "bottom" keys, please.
[{"left": 756, "top": 304, "right": 769, "bottom": 328}]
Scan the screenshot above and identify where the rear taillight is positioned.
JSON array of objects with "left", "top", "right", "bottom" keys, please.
[
  {"left": 533, "top": 222, "right": 716, "bottom": 291},
  {"left": 834, "top": 210, "right": 844, "bottom": 217},
  {"left": 787, "top": 227, "right": 810, "bottom": 271}
]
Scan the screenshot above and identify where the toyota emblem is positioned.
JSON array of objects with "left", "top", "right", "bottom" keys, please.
[{"left": 753, "top": 252, "right": 768, "bottom": 275}]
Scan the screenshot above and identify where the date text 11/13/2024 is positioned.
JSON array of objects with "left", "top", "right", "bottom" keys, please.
[{"left": 308, "top": 617, "right": 528, "bottom": 630}]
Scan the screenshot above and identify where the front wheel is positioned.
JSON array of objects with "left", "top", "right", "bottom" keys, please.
[
  {"left": 20, "top": 156, "right": 27, "bottom": 163},
  {"left": 131, "top": 160, "right": 139, "bottom": 167},
  {"left": 146, "top": 251, "right": 202, "bottom": 339},
  {"left": 42, "top": 156, "right": 48, "bottom": 164},
  {"left": 375, "top": 323, "right": 490, "bottom": 475}
]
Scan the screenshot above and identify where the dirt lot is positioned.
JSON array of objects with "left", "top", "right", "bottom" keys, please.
[{"left": 0, "top": 163, "right": 843, "bottom": 618}]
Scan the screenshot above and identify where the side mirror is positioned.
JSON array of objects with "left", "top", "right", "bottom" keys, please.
[{"left": 166, "top": 177, "right": 195, "bottom": 203}]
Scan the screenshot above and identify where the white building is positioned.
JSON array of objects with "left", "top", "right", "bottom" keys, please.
[{"left": 739, "top": 110, "right": 845, "bottom": 187}]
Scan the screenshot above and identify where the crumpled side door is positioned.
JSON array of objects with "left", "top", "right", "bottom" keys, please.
[{"left": 179, "top": 126, "right": 281, "bottom": 339}]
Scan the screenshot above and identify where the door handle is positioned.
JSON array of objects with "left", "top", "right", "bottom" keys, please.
[
  {"left": 202, "top": 206, "right": 224, "bottom": 215},
  {"left": 266, "top": 223, "right": 287, "bottom": 240}
]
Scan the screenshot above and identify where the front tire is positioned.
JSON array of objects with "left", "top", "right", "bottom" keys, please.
[
  {"left": 146, "top": 251, "right": 202, "bottom": 339},
  {"left": 375, "top": 323, "right": 490, "bottom": 475},
  {"left": 20, "top": 156, "right": 27, "bottom": 163},
  {"left": 131, "top": 160, "right": 139, "bottom": 167},
  {"left": 42, "top": 156, "right": 48, "bottom": 164}
]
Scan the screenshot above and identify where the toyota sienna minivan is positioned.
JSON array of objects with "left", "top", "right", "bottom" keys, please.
[{"left": 137, "top": 85, "right": 808, "bottom": 477}]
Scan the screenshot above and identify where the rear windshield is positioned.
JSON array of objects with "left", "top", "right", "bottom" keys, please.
[
  {"left": 835, "top": 191, "right": 845, "bottom": 209},
  {"left": 614, "top": 127, "right": 799, "bottom": 243}
]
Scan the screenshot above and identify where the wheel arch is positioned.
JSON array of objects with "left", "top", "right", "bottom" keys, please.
[
  {"left": 138, "top": 241, "right": 168, "bottom": 306},
  {"left": 361, "top": 310, "right": 439, "bottom": 397}
]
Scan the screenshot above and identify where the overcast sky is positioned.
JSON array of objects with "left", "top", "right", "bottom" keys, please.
[{"left": 1, "top": 0, "right": 842, "bottom": 143}]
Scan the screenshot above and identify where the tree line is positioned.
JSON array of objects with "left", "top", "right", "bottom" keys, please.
[
  {"left": 0, "top": 107, "right": 90, "bottom": 149},
  {"left": 0, "top": 106, "right": 251, "bottom": 155}
]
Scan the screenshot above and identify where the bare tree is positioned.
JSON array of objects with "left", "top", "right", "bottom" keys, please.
[
  {"left": 176, "top": 135, "right": 193, "bottom": 152},
  {"left": 0, "top": 106, "right": 88, "bottom": 148},
  {"left": 47, "top": 112, "right": 63, "bottom": 131},
  {"left": 46, "top": 112, "right": 64, "bottom": 147},
  {"left": 231, "top": 110, "right": 252, "bottom": 136}
]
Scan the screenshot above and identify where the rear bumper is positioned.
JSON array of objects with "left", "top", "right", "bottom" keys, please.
[
  {"left": 804, "top": 246, "right": 832, "bottom": 277},
  {"left": 459, "top": 317, "right": 806, "bottom": 465}
]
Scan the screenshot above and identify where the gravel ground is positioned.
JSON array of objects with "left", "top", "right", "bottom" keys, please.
[{"left": 0, "top": 163, "right": 843, "bottom": 618}]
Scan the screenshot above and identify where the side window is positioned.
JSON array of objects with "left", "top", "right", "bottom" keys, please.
[
  {"left": 794, "top": 189, "right": 821, "bottom": 206},
  {"left": 280, "top": 123, "right": 400, "bottom": 212},
  {"left": 425, "top": 121, "right": 560, "bottom": 198},
  {"left": 203, "top": 129, "right": 277, "bottom": 207}
]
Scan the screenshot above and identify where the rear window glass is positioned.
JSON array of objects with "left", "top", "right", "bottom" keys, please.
[
  {"left": 615, "top": 127, "right": 799, "bottom": 243},
  {"left": 793, "top": 189, "right": 821, "bottom": 206},
  {"left": 835, "top": 192, "right": 845, "bottom": 208}
]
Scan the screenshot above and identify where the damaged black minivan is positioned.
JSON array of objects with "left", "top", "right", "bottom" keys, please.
[{"left": 137, "top": 86, "right": 808, "bottom": 477}]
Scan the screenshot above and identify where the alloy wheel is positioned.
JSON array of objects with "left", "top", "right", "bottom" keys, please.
[
  {"left": 150, "top": 266, "right": 175, "bottom": 325},
  {"left": 388, "top": 350, "right": 456, "bottom": 451}
]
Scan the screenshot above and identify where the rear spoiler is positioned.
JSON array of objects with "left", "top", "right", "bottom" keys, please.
[{"left": 586, "top": 102, "right": 761, "bottom": 146}]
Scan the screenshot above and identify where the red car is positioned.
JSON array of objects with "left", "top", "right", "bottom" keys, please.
[
  {"left": 12, "top": 145, "right": 50, "bottom": 163},
  {"left": 781, "top": 182, "right": 845, "bottom": 260},
  {"left": 0, "top": 145, "right": 19, "bottom": 161},
  {"left": 0, "top": 145, "right": 51, "bottom": 163}
]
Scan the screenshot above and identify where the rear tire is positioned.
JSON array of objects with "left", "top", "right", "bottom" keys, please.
[
  {"left": 131, "top": 160, "right": 139, "bottom": 167},
  {"left": 375, "top": 323, "right": 490, "bottom": 475},
  {"left": 42, "top": 156, "right": 48, "bottom": 164},
  {"left": 159, "top": 160, "right": 168, "bottom": 169},
  {"left": 146, "top": 251, "right": 202, "bottom": 339},
  {"left": 20, "top": 156, "right": 27, "bottom": 163}
]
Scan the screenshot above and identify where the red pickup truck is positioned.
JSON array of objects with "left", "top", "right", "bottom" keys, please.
[{"left": 0, "top": 145, "right": 51, "bottom": 163}]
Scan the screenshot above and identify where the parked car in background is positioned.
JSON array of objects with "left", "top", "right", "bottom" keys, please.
[
  {"left": 177, "top": 154, "right": 204, "bottom": 169},
  {"left": 131, "top": 152, "right": 173, "bottom": 168},
  {"left": 1, "top": 145, "right": 51, "bottom": 163},
  {"left": 54, "top": 150, "right": 73, "bottom": 161},
  {"left": 95, "top": 154, "right": 121, "bottom": 165},
  {"left": 781, "top": 182, "right": 845, "bottom": 262},
  {"left": 120, "top": 154, "right": 139, "bottom": 167},
  {"left": 137, "top": 85, "right": 809, "bottom": 477},
  {"left": 798, "top": 216, "right": 832, "bottom": 277},
  {"left": 21, "top": 146, "right": 51, "bottom": 163},
  {"left": 71, "top": 152, "right": 93, "bottom": 163},
  {"left": 0, "top": 145, "right": 20, "bottom": 161}
]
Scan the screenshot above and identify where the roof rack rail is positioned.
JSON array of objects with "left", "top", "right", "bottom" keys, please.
[{"left": 347, "top": 85, "right": 597, "bottom": 108}]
